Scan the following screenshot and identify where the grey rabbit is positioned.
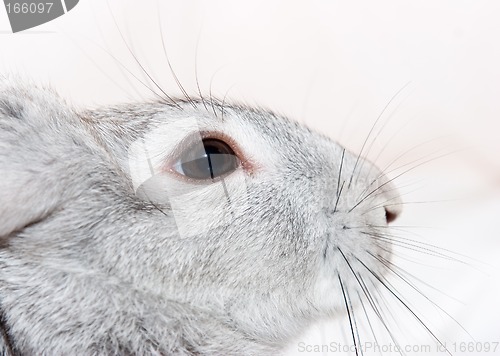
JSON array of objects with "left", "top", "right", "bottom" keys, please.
[{"left": 0, "top": 76, "right": 401, "bottom": 355}]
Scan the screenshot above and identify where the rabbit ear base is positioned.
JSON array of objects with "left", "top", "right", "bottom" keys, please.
[
  {"left": 0, "top": 79, "right": 70, "bottom": 241},
  {"left": 0, "top": 148, "right": 61, "bottom": 240},
  {"left": 0, "top": 205, "right": 54, "bottom": 242}
]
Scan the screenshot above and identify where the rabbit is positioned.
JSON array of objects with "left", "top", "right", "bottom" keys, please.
[{"left": 0, "top": 76, "right": 402, "bottom": 355}]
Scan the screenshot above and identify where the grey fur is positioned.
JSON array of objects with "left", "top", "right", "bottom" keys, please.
[{"left": 0, "top": 77, "right": 401, "bottom": 355}]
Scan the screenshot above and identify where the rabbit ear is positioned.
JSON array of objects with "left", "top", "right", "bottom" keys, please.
[{"left": 0, "top": 79, "right": 73, "bottom": 239}]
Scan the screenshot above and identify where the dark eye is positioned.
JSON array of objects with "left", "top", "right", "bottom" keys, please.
[{"left": 172, "top": 138, "right": 240, "bottom": 180}]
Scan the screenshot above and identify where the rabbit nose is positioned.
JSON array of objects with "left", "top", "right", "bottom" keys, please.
[
  {"left": 384, "top": 206, "right": 400, "bottom": 224},
  {"left": 374, "top": 174, "right": 403, "bottom": 225}
]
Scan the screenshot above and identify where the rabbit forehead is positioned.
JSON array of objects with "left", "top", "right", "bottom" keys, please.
[{"left": 138, "top": 104, "right": 293, "bottom": 169}]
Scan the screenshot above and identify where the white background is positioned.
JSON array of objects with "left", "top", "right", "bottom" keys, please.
[{"left": 1, "top": 1, "right": 499, "bottom": 355}]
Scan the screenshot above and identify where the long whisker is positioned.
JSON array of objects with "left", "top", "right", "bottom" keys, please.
[
  {"left": 363, "top": 197, "right": 466, "bottom": 215},
  {"left": 208, "top": 70, "right": 219, "bottom": 118},
  {"left": 342, "top": 268, "right": 364, "bottom": 356},
  {"left": 360, "top": 231, "right": 468, "bottom": 263},
  {"left": 220, "top": 84, "right": 239, "bottom": 122},
  {"left": 156, "top": 1, "right": 196, "bottom": 109},
  {"left": 347, "top": 82, "right": 412, "bottom": 189},
  {"left": 356, "top": 291, "right": 383, "bottom": 356},
  {"left": 90, "top": 2, "right": 146, "bottom": 100},
  {"left": 355, "top": 85, "right": 415, "bottom": 184},
  {"left": 67, "top": 30, "right": 171, "bottom": 104},
  {"left": 356, "top": 257, "right": 452, "bottom": 355},
  {"left": 194, "top": 28, "right": 209, "bottom": 113},
  {"left": 374, "top": 254, "right": 466, "bottom": 304},
  {"left": 355, "top": 143, "right": 451, "bottom": 206},
  {"left": 338, "top": 247, "right": 404, "bottom": 355},
  {"left": 106, "top": 0, "right": 181, "bottom": 108},
  {"left": 338, "top": 274, "right": 360, "bottom": 356},
  {"left": 358, "top": 180, "right": 423, "bottom": 212},
  {"left": 363, "top": 112, "right": 415, "bottom": 179},
  {"left": 337, "top": 148, "right": 346, "bottom": 198},
  {"left": 60, "top": 24, "right": 137, "bottom": 101},
  {"left": 371, "top": 252, "right": 475, "bottom": 341},
  {"left": 334, "top": 181, "right": 346, "bottom": 213},
  {"left": 364, "top": 229, "right": 472, "bottom": 260},
  {"left": 349, "top": 150, "right": 462, "bottom": 213}
]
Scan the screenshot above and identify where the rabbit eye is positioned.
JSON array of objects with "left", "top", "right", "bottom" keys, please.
[{"left": 172, "top": 138, "right": 240, "bottom": 180}]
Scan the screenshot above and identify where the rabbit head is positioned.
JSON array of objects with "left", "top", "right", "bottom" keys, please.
[{"left": 0, "top": 79, "right": 401, "bottom": 354}]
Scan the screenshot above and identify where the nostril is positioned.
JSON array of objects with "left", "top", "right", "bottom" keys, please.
[{"left": 384, "top": 207, "right": 399, "bottom": 224}]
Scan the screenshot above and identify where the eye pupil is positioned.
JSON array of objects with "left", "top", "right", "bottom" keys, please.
[{"left": 179, "top": 139, "right": 239, "bottom": 180}]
